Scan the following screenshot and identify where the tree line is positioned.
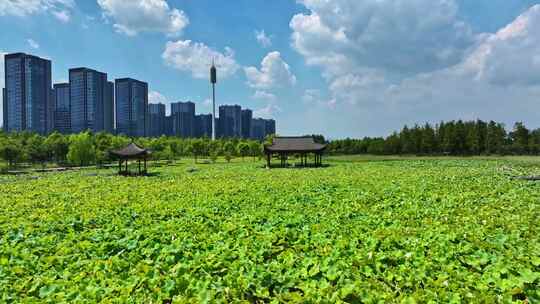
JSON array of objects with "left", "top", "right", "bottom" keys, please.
[
  {"left": 1, "top": 119, "right": 539, "bottom": 170},
  {"left": 0, "top": 131, "right": 267, "bottom": 170},
  {"left": 325, "top": 120, "right": 540, "bottom": 156}
]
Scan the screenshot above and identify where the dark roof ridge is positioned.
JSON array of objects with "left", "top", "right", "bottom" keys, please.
[
  {"left": 110, "top": 142, "right": 151, "bottom": 158},
  {"left": 265, "top": 136, "right": 326, "bottom": 153}
]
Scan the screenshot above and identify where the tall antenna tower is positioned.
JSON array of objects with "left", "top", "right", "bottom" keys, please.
[{"left": 210, "top": 59, "right": 217, "bottom": 141}]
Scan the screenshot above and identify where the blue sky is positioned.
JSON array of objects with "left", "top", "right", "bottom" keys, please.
[{"left": 1, "top": 0, "right": 540, "bottom": 138}]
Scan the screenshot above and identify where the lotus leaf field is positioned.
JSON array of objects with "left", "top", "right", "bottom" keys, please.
[{"left": 1, "top": 158, "right": 539, "bottom": 303}]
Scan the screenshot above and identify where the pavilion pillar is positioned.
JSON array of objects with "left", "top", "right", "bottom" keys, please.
[
  {"left": 144, "top": 157, "right": 147, "bottom": 174},
  {"left": 138, "top": 159, "right": 141, "bottom": 175}
]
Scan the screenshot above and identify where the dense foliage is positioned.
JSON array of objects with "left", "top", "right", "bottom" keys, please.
[
  {"left": 0, "top": 159, "right": 539, "bottom": 302},
  {"left": 327, "top": 120, "right": 540, "bottom": 156},
  {"left": 2, "top": 119, "right": 540, "bottom": 170},
  {"left": 0, "top": 131, "right": 264, "bottom": 169}
]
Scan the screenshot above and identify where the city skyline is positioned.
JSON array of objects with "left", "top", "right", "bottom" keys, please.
[
  {"left": 1, "top": 1, "right": 540, "bottom": 138},
  {"left": 1, "top": 51, "right": 275, "bottom": 139}
]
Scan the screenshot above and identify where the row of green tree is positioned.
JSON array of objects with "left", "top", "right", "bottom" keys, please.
[
  {"left": 326, "top": 120, "right": 539, "bottom": 155},
  {"left": 0, "top": 131, "right": 266, "bottom": 169},
  {"left": 2, "top": 119, "right": 539, "bottom": 169}
]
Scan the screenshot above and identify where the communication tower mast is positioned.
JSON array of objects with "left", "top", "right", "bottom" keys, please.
[{"left": 210, "top": 60, "right": 217, "bottom": 141}]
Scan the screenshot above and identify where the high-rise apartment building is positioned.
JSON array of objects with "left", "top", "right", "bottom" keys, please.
[
  {"left": 195, "top": 114, "right": 213, "bottom": 138},
  {"left": 2, "top": 88, "right": 6, "bottom": 131},
  {"left": 219, "top": 105, "right": 242, "bottom": 138},
  {"left": 104, "top": 81, "right": 114, "bottom": 133},
  {"left": 69, "top": 67, "right": 111, "bottom": 133},
  {"left": 115, "top": 78, "right": 148, "bottom": 137},
  {"left": 53, "top": 83, "right": 71, "bottom": 134},
  {"left": 148, "top": 103, "right": 166, "bottom": 137},
  {"left": 164, "top": 115, "right": 174, "bottom": 136},
  {"left": 250, "top": 118, "right": 276, "bottom": 140},
  {"left": 241, "top": 109, "right": 252, "bottom": 139},
  {"left": 4, "top": 53, "right": 53, "bottom": 134},
  {"left": 171, "top": 101, "right": 195, "bottom": 138},
  {"left": 251, "top": 118, "right": 267, "bottom": 141},
  {"left": 265, "top": 119, "right": 276, "bottom": 137}
]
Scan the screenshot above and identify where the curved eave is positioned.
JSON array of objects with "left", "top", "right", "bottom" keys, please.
[
  {"left": 264, "top": 146, "right": 327, "bottom": 153},
  {"left": 109, "top": 151, "right": 152, "bottom": 158}
]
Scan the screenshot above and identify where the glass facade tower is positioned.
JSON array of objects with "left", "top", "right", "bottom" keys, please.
[
  {"left": 171, "top": 101, "right": 195, "bottom": 138},
  {"left": 219, "top": 105, "right": 242, "bottom": 138},
  {"left": 241, "top": 109, "right": 253, "bottom": 139},
  {"left": 115, "top": 78, "right": 148, "bottom": 137},
  {"left": 4, "top": 53, "right": 52, "bottom": 134},
  {"left": 148, "top": 103, "right": 166, "bottom": 137},
  {"left": 69, "top": 67, "right": 110, "bottom": 133},
  {"left": 104, "top": 81, "right": 114, "bottom": 133},
  {"left": 53, "top": 83, "right": 71, "bottom": 134}
]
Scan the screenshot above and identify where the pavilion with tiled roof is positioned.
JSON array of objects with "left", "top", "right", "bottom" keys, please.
[
  {"left": 264, "top": 136, "right": 327, "bottom": 168},
  {"left": 110, "top": 142, "right": 151, "bottom": 176}
]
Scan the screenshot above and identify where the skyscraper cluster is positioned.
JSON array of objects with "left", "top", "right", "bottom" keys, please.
[
  {"left": 147, "top": 102, "right": 275, "bottom": 140},
  {"left": 2, "top": 53, "right": 276, "bottom": 140}
]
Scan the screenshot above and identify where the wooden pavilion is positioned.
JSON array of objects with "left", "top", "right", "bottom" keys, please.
[
  {"left": 264, "top": 136, "right": 327, "bottom": 168},
  {"left": 110, "top": 142, "right": 151, "bottom": 176}
]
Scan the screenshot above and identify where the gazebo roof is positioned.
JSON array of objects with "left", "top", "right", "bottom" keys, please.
[
  {"left": 110, "top": 142, "right": 151, "bottom": 158},
  {"left": 265, "top": 136, "right": 327, "bottom": 153}
]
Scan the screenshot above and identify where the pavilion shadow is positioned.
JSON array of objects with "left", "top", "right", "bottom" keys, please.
[{"left": 265, "top": 163, "right": 331, "bottom": 169}]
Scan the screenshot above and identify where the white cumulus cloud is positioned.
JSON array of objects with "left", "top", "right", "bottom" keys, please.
[
  {"left": 27, "top": 39, "right": 40, "bottom": 49},
  {"left": 52, "top": 9, "right": 70, "bottom": 23},
  {"left": 149, "top": 90, "right": 168, "bottom": 104},
  {"left": 0, "top": 0, "right": 74, "bottom": 21},
  {"left": 97, "top": 0, "right": 189, "bottom": 36},
  {"left": 461, "top": 5, "right": 540, "bottom": 86},
  {"left": 255, "top": 30, "right": 272, "bottom": 48},
  {"left": 253, "top": 90, "right": 277, "bottom": 102},
  {"left": 162, "top": 40, "right": 240, "bottom": 79},
  {"left": 289, "top": 1, "right": 540, "bottom": 137},
  {"left": 244, "top": 51, "right": 297, "bottom": 89},
  {"left": 302, "top": 89, "right": 321, "bottom": 103},
  {"left": 254, "top": 104, "right": 282, "bottom": 119},
  {"left": 290, "top": 0, "right": 475, "bottom": 76}
]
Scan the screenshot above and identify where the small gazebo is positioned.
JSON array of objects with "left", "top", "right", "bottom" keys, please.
[
  {"left": 110, "top": 142, "right": 151, "bottom": 176},
  {"left": 264, "top": 136, "right": 327, "bottom": 168}
]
